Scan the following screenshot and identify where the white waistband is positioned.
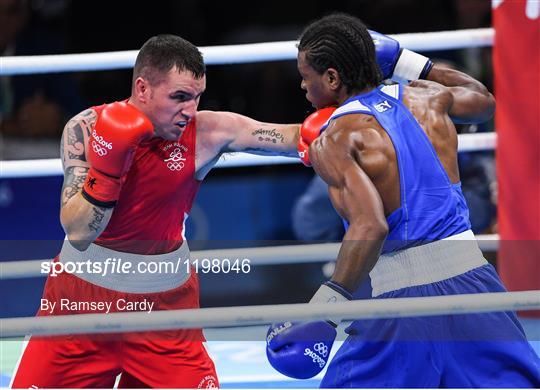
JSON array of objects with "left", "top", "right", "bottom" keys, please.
[
  {"left": 369, "top": 230, "right": 488, "bottom": 297},
  {"left": 58, "top": 240, "right": 191, "bottom": 293}
]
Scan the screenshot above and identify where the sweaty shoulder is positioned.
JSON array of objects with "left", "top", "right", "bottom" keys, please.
[
  {"left": 314, "top": 112, "right": 395, "bottom": 184},
  {"left": 312, "top": 114, "right": 374, "bottom": 166},
  {"left": 321, "top": 115, "right": 371, "bottom": 149},
  {"left": 403, "top": 80, "right": 453, "bottom": 113},
  {"left": 328, "top": 113, "right": 388, "bottom": 151}
]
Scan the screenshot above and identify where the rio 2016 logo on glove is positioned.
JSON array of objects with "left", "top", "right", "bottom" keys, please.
[
  {"left": 91, "top": 129, "right": 113, "bottom": 156},
  {"left": 303, "top": 346, "right": 327, "bottom": 368},
  {"left": 313, "top": 342, "right": 329, "bottom": 358},
  {"left": 92, "top": 141, "right": 108, "bottom": 156}
]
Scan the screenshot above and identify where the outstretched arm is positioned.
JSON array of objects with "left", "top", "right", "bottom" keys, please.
[
  {"left": 310, "top": 127, "right": 388, "bottom": 293},
  {"left": 424, "top": 65, "right": 495, "bottom": 124},
  {"left": 197, "top": 110, "right": 300, "bottom": 157}
]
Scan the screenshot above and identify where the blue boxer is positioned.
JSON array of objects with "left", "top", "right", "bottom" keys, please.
[
  {"left": 267, "top": 19, "right": 540, "bottom": 387},
  {"left": 317, "top": 80, "right": 540, "bottom": 387}
]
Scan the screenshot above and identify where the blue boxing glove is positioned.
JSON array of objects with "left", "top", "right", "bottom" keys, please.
[
  {"left": 266, "top": 321, "right": 336, "bottom": 379},
  {"left": 369, "top": 30, "right": 433, "bottom": 82},
  {"left": 266, "top": 281, "right": 352, "bottom": 379}
]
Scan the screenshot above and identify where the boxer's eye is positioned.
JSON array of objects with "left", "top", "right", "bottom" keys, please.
[{"left": 171, "top": 92, "right": 191, "bottom": 102}]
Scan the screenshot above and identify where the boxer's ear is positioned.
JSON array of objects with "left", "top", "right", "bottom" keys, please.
[{"left": 325, "top": 68, "right": 341, "bottom": 91}]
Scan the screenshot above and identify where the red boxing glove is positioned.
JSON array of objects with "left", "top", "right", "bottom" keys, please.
[
  {"left": 298, "top": 107, "right": 336, "bottom": 166},
  {"left": 82, "top": 102, "right": 153, "bottom": 208}
]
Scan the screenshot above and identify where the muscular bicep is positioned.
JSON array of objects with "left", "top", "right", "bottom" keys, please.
[
  {"left": 60, "top": 109, "right": 96, "bottom": 206},
  {"left": 198, "top": 111, "right": 299, "bottom": 157},
  {"left": 446, "top": 86, "right": 496, "bottom": 124},
  {"left": 424, "top": 67, "right": 495, "bottom": 124},
  {"left": 311, "top": 137, "right": 386, "bottom": 227}
]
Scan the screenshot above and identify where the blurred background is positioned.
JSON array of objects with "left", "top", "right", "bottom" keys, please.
[{"left": 0, "top": 0, "right": 497, "bottom": 317}]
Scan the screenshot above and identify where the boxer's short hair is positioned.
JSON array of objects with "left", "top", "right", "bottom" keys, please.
[
  {"left": 298, "top": 13, "right": 382, "bottom": 93},
  {"left": 133, "top": 34, "right": 205, "bottom": 85}
]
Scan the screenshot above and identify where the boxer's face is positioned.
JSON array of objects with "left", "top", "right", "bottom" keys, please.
[
  {"left": 297, "top": 51, "right": 335, "bottom": 109},
  {"left": 141, "top": 67, "right": 206, "bottom": 140}
]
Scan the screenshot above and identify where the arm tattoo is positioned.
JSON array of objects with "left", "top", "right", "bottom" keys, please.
[
  {"left": 61, "top": 109, "right": 96, "bottom": 169},
  {"left": 251, "top": 128, "right": 285, "bottom": 144},
  {"left": 60, "top": 110, "right": 96, "bottom": 206},
  {"left": 61, "top": 166, "right": 89, "bottom": 206},
  {"left": 88, "top": 206, "right": 106, "bottom": 232}
]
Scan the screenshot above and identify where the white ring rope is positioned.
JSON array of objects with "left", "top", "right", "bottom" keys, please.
[
  {"left": 0, "top": 28, "right": 494, "bottom": 76},
  {"left": 1, "top": 290, "right": 537, "bottom": 338},
  {"left": 0, "top": 132, "right": 496, "bottom": 179},
  {"left": 0, "top": 235, "right": 499, "bottom": 280}
]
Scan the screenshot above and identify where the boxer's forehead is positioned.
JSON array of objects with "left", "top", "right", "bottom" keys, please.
[
  {"left": 162, "top": 67, "right": 206, "bottom": 95},
  {"left": 297, "top": 51, "right": 316, "bottom": 77},
  {"left": 297, "top": 51, "right": 308, "bottom": 72}
]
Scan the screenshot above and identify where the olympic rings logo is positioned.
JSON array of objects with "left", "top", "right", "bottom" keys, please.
[
  {"left": 92, "top": 141, "right": 108, "bottom": 156},
  {"left": 164, "top": 147, "right": 187, "bottom": 171},
  {"left": 313, "top": 342, "right": 328, "bottom": 358},
  {"left": 91, "top": 129, "right": 113, "bottom": 150},
  {"left": 167, "top": 161, "right": 185, "bottom": 171}
]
